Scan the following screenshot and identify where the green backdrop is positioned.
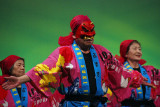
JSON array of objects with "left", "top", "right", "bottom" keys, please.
[{"left": 0, "top": 0, "right": 159, "bottom": 75}]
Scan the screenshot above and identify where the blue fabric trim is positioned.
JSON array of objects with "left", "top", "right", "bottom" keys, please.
[
  {"left": 123, "top": 61, "right": 151, "bottom": 100},
  {"left": 90, "top": 46, "right": 103, "bottom": 96},
  {"left": 72, "top": 41, "right": 103, "bottom": 95},
  {"left": 10, "top": 83, "right": 28, "bottom": 107},
  {"left": 21, "top": 83, "right": 28, "bottom": 107},
  {"left": 72, "top": 41, "right": 90, "bottom": 94},
  {"left": 139, "top": 64, "right": 151, "bottom": 99}
]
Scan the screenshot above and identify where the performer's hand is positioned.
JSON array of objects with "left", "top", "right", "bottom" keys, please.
[
  {"left": 2, "top": 76, "right": 20, "bottom": 90},
  {"left": 142, "top": 78, "right": 156, "bottom": 89},
  {"left": 130, "top": 70, "right": 143, "bottom": 88},
  {"left": 130, "top": 70, "right": 156, "bottom": 88}
]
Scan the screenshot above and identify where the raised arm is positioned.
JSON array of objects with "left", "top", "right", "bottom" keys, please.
[{"left": 25, "top": 46, "right": 73, "bottom": 97}]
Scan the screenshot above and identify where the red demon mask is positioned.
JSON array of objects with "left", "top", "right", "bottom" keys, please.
[{"left": 75, "top": 21, "right": 95, "bottom": 39}]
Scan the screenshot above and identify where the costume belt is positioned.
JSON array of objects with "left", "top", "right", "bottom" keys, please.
[{"left": 65, "top": 95, "right": 108, "bottom": 104}]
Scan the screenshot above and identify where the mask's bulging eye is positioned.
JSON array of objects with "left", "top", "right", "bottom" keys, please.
[{"left": 82, "top": 26, "right": 89, "bottom": 32}]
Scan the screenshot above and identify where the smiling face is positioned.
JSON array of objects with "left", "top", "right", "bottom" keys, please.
[
  {"left": 11, "top": 59, "right": 25, "bottom": 77},
  {"left": 125, "top": 42, "right": 142, "bottom": 62}
]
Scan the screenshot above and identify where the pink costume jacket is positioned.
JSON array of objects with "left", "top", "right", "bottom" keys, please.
[
  {"left": 107, "top": 64, "right": 160, "bottom": 107},
  {"left": 26, "top": 44, "right": 137, "bottom": 106},
  {"left": 0, "top": 82, "right": 54, "bottom": 107},
  {"left": 143, "top": 65, "right": 160, "bottom": 107}
]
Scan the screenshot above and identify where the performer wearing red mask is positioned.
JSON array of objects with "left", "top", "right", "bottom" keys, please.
[{"left": 2, "top": 15, "right": 152, "bottom": 107}]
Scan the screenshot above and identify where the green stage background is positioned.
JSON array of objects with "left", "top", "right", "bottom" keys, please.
[{"left": 0, "top": 0, "right": 159, "bottom": 75}]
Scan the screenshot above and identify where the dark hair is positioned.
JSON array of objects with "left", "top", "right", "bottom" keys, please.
[
  {"left": 126, "top": 40, "right": 141, "bottom": 54},
  {"left": 9, "top": 58, "right": 24, "bottom": 75}
]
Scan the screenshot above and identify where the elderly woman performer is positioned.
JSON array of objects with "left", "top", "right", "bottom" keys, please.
[
  {"left": 115, "top": 40, "right": 160, "bottom": 107},
  {"left": 0, "top": 55, "right": 54, "bottom": 107}
]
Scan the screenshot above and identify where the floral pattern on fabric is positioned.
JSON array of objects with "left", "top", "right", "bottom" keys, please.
[{"left": 33, "top": 47, "right": 74, "bottom": 92}]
